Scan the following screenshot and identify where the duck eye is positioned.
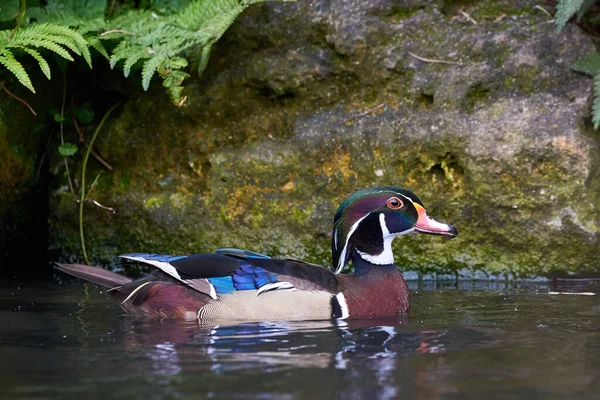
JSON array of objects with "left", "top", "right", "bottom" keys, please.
[{"left": 387, "top": 197, "right": 403, "bottom": 210}]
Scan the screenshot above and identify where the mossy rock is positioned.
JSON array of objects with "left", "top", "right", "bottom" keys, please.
[{"left": 48, "top": 0, "right": 600, "bottom": 278}]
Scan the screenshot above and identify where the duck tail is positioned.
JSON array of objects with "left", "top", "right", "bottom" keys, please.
[{"left": 54, "top": 263, "right": 133, "bottom": 288}]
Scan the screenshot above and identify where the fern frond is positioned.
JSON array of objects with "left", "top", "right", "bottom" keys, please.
[
  {"left": 176, "top": 0, "right": 238, "bottom": 30},
  {"left": 41, "top": 24, "right": 92, "bottom": 67},
  {"left": 31, "top": 39, "right": 74, "bottom": 61},
  {"left": 109, "top": 40, "right": 137, "bottom": 68},
  {"left": 0, "top": 50, "right": 35, "bottom": 92},
  {"left": 196, "top": 43, "right": 212, "bottom": 76},
  {"left": 109, "top": 10, "right": 157, "bottom": 32},
  {"left": 142, "top": 55, "right": 166, "bottom": 90},
  {"left": 197, "top": 6, "right": 245, "bottom": 39},
  {"left": 572, "top": 52, "right": 600, "bottom": 76},
  {"left": 4, "top": 23, "right": 87, "bottom": 62},
  {"left": 123, "top": 48, "right": 152, "bottom": 77},
  {"left": 0, "top": 0, "right": 290, "bottom": 103},
  {"left": 162, "top": 69, "right": 190, "bottom": 103},
  {"left": 242, "top": 0, "right": 295, "bottom": 4},
  {"left": 88, "top": 37, "right": 109, "bottom": 60},
  {"left": 27, "top": 1, "right": 106, "bottom": 27},
  {"left": 555, "top": 0, "right": 585, "bottom": 32},
  {"left": 592, "top": 74, "right": 600, "bottom": 129},
  {"left": 21, "top": 48, "right": 51, "bottom": 79},
  {"left": 577, "top": 0, "right": 596, "bottom": 19}
]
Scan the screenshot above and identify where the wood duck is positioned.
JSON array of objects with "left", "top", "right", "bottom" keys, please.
[{"left": 56, "top": 186, "right": 457, "bottom": 321}]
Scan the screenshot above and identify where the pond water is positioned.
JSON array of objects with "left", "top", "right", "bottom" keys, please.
[{"left": 1, "top": 278, "right": 599, "bottom": 399}]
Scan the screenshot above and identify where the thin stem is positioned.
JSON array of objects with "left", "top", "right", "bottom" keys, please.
[
  {"left": 79, "top": 102, "right": 121, "bottom": 265},
  {"left": 59, "top": 72, "right": 76, "bottom": 198},
  {"left": 73, "top": 116, "right": 113, "bottom": 170},
  {"left": 8, "top": 0, "right": 26, "bottom": 40},
  {"left": 108, "top": 0, "right": 116, "bottom": 17},
  {"left": 407, "top": 51, "right": 462, "bottom": 65},
  {"left": 0, "top": 81, "right": 36, "bottom": 115}
]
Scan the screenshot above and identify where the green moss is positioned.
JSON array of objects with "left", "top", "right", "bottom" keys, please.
[
  {"left": 144, "top": 195, "right": 165, "bottom": 209},
  {"left": 45, "top": 0, "right": 600, "bottom": 278}
]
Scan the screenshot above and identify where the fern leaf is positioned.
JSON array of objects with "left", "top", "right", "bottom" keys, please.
[
  {"left": 33, "top": 26, "right": 83, "bottom": 59},
  {"left": 162, "top": 69, "right": 190, "bottom": 103},
  {"left": 166, "top": 83, "right": 184, "bottom": 104},
  {"left": 32, "top": 39, "right": 74, "bottom": 61},
  {"left": 109, "top": 41, "right": 129, "bottom": 69},
  {"left": 577, "top": 0, "right": 596, "bottom": 19},
  {"left": 0, "top": 50, "right": 35, "bottom": 92},
  {"left": 88, "top": 38, "right": 109, "bottom": 60},
  {"left": 141, "top": 55, "right": 166, "bottom": 90},
  {"left": 555, "top": 0, "right": 585, "bottom": 32},
  {"left": 593, "top": 74, "right": 600, "bottom": 129},
  {"left": 176, "top": 0, "right": 238, "bottom": 30},
  {"left": 572, "top": 52, "right": 600, "bottom": 76},
  {"left": 242, "top": 0, "right": 294, "bottom": 5},
  {"left": 4, "top": 23, "right": 84, "bottom": 62},
  {"left": 21, "top": 48, "right": 51, "bottom": 79},
  {"left": 196, "top": 43, "right": 212, "bottom": 76},
  {"left": 42, "top": 24, "right": 92, "bottom": 67},
  {"left": 123, "top": 49, "right": 152, "bottom": 77}
]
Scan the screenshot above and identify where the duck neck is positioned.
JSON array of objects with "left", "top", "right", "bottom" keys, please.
[{"left": 350, "top": 249, "right": 397, "bottom": 276}]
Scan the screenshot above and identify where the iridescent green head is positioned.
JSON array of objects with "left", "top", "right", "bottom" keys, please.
[{"left": 331, "top": 186, "right": 457, "bottom": 273}]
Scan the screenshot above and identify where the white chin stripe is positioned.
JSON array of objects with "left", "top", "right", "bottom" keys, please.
[
  {"left": 356, "top": 213, "right": 413, "bottom": 265},
  {"left": 334, "top": 293, "right": 350, "bottom": 319}
]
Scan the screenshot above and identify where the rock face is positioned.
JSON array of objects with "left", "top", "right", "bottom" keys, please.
[{"left": 49, "top": 0, "right": 600, "bottom": 278}]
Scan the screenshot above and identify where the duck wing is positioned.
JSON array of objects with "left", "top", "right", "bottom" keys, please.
[{"left": 119, "top": 249, "right": 339, "bottom": 299}]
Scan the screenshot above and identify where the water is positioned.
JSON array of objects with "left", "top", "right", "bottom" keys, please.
[{"left": 2, "top": 278, "right": 600, "bottom": 399}]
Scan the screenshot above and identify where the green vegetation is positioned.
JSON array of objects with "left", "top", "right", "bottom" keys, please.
[
  {"left": 556, "top": 0, "right": 600, "bottom": 128},
  {"left": 0, "top": 0, "right": 289, "bottom": 104}
]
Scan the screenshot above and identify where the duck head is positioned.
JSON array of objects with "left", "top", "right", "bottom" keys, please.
[{"left": 332, "top": 186, "right": 457, "bottom": 273}]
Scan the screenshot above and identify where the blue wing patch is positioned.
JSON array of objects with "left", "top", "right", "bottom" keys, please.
[
  {"left": 207, "top": 263, "right": 278, "bottom": 294},
  {"left": 207, "top": 276, "right": 236, "bottom": 293},
  {"left": 121, "top": 253, "right": 187, "bottom": 263}
]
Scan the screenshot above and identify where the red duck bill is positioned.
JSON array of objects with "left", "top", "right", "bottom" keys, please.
[{"left": 413, "top": 204, "right": 458, "bottom": 237}]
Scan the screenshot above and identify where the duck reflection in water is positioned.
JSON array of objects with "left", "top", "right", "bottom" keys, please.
[{"left": 114, "top": 317, "right": 454, "bottom": 399}]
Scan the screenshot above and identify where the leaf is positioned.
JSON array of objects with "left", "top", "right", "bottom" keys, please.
[
  {"left": 168, "top": 56, "right": 188, "bottom": 69},
  {"left": 0, "top": 0, "right": 20, "bottom": 22},
  {"left": 22, "top": 48, "right": 52, "bottom": 80},
  {"left": 593, "top": 74, "right": 600, "bottom": 129},
  {"left": 572, "top": 52, "right": 600, "bottom": 76},
  {"left": 555, "top": 0, "right": 585, "bottom": 32},
  {"left": 53, "top": 113, "right": 65, "bottom": 122},
  {"left": 48, "top": 107, "right": 59, "bottom": 117},
  {"left": 122, "top": 48, "right": 150, "bottom": 77},
  {"left": 141, "top": 55, "right": 165, "bottom": 91},
  {"left": 34, "top": 40, "right": 75, "bottom": 62},
  {"left": 58, "top": 143, "right": 78, "bottom": 156},
  {"left": 74, "top": 103, "right": 95, "bottom": 124},
  {"left": 0, "top": 0, "right": 289, "bottom": 102},
  {"left": 0, "top": 51, "right": 35, "bottom": 93},
  {"left": 88, "top": 38, "right": 109, "bottom": 60},
  {"left": 196, "top": 44, "right": 212, "bottom": 76},
  {"left": 577, "top": 0, "right": 596, "bottom": 19}
]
